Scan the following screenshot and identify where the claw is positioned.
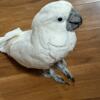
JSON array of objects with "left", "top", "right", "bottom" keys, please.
[
  {"left": 70, "top": 77, "right": 75, "bottom": 83},
  {"left": 66, "top": 72, "right": 75, "bottom": 83}
]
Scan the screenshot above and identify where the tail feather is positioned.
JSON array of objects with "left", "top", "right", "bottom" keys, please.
[
  {"left": 0, "top": 37, "right": 6, "bottom": 53},
  {"left": 0, "top": 28, "right": 23, "bottom": 53}
]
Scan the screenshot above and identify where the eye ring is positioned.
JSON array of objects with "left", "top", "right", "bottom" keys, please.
[{"left": 57, "top": 17, "right": 63, "bottom": 22}]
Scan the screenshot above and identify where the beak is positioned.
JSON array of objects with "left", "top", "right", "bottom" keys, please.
[{"left": 67, "top": 8, "right": 82, "bottom": 31}]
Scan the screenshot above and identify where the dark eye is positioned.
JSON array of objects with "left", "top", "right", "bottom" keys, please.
[{"left": 57, "top": 17, "right": 63, "bottom": 22}]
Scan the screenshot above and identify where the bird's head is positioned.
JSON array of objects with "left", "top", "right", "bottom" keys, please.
[{"left": 32, "top": 0, "right": 82, "bottom": 33}]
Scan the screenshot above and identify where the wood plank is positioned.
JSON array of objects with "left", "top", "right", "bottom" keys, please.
[
  {"left": 69, "top": 0, "right": 100, "bottom": 5},
  {"left": 67, "top": 28, "right": 100, "bottom": 66},
  {"left": 0, "top": 63, "right": 100, "bottom": 100},
  {"left": 0, "top": 0, "right": 100, "bottom": 100},
  {"left": 0, "top": 0, "right": 55, "bottom": 34},
  {"left": 76, "top": 2, "right": 100, "bottom": 31}
]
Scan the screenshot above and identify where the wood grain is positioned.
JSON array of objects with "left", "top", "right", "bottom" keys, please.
[
  {"left": 0, "top": 0, "right": 100, "bottom": 100},
  {"left": 69, "top": 0, "right": 100, "bottom": 5}
]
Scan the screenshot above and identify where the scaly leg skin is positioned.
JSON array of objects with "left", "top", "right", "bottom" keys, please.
[
  {"left": 56, "top": 59, "right": 75, "bottom": 83},
  {"left": 43, "top": 68, "right": 69, "bottom": 84}
]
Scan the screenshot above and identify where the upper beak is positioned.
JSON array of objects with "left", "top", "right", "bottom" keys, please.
[{"left": 67, "top": 8, "right": 83, "bottom": 31}]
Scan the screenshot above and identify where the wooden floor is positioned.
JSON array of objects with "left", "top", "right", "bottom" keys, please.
[{"left": 0, "top": 0, "right": 100, "bottom": 100}]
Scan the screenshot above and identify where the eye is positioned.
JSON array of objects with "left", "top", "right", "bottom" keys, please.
[{"left": 57, "top": 17, "right": 63, "bottom": 22}]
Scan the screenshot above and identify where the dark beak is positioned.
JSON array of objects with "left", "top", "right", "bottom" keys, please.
[{"left": 67, "top": 8, "right": 82, "bottom": 31}]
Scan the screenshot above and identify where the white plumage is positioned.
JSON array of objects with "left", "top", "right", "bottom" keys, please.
[{"left": 0, "top": 1, "right": 82, "bottom": 83}]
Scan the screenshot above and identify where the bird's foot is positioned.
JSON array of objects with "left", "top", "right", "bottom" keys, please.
[
  {"left": 55, "top": 59, "right": 75, "bottom": 83},
  {"left": 43, "top": 69, "right": 69, "bottom": 84},
  {"left": 42, "top": 59, "right": 74, "bottom": 84}
]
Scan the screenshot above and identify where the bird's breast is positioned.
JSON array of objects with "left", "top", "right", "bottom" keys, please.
[{"left": 47, "top": 32, "right": 77, "bottom": 61}]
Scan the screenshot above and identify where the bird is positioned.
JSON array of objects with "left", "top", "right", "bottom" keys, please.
[{"left": 0, "top": 0, "right": 82, "bottom": 84}]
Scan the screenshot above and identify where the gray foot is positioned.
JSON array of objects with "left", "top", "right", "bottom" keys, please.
[
  {"left": 55, "top": 59, "right": 75, "bottom": 83},
  {"left": 43, "top": 69, "right": 69, "bottom": 84}
]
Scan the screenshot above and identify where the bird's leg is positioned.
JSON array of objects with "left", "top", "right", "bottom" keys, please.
[
  {"left": 55, "top": 59, "right": 75, "bottom": 83},
  {"left": 43, "top": 68, "right": 69, "bottom": 84}
]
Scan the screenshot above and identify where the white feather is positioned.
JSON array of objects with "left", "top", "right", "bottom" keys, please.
[{"left": 0, "top": 1, "right": 77, "bottom": 69}]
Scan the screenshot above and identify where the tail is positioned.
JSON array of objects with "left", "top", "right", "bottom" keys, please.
[{"left": 0, "top": 28, "right": 22, "bottom": 53}]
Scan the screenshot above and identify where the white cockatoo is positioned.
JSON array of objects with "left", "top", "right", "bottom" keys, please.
[{"left": 0, "top": 1, "right": 82, "bottom": 84}]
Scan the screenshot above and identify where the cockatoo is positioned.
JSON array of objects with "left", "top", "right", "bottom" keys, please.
[{"left": 0, "top": 0, "right": 82, "bottom": 84}]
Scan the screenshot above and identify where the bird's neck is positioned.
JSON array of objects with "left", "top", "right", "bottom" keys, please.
[{"left": 31, "top": 25, "right": 70, "bottom": 49}]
